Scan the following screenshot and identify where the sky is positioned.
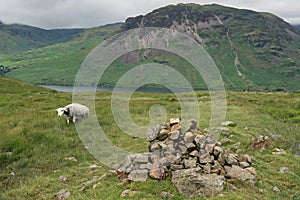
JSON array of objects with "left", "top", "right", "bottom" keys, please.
[{"left": 0, "top": 0, "right": 299, "bottom": 29}]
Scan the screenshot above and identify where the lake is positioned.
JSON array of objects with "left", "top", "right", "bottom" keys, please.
[{"left": 40, "top": 85, "right": 194, "bottom": 94}]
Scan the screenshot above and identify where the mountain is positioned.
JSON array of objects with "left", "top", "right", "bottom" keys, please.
[
  {"left": 2, "top": 4, "right": 300, "bottom": 91},
  {"left": 121, "top": 3, "right": 300, "bottom": 91},
  {"left": 0, "top": 21, "right": 83, "bottom": 54}
]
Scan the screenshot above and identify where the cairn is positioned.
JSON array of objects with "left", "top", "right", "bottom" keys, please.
[{"left": 116, "top": 118, "right": 256, "bottom": 197}]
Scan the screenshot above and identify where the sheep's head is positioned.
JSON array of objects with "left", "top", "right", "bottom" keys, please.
[{"left": 56, "top": 108, "right": 66, "bottom": 117}]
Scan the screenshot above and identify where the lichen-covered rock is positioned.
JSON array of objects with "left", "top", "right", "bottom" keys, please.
[
  {"left": 172, "top": 168, "right": 225, "bottom": 197},
  {"left": 145, "top": 124, "right": 162, "bottom": 142},
  {"left": 128, "top": 169, "right": 149, "bottom": 182},
  {"left": 55, "top": 189, "right": 70, "bottom": 200},
  {"left": 250, "top": 135, "right": 272, "bottom": 151},
  {"left": 225, "top": 165, "right": 255, "bottom": 183},
  {"left": 221, "top": 121, "right": 236, "bottom": 127},
  {"left": 149, "top": 156, "right": 165, "bottom": 180}
]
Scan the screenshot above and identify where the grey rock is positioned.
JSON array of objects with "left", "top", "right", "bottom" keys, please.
[
  {"left": 218, "top": 153, "right": 226, "bottom": 166},
  {"left": 226, "top": 165, "right": 255, "bottom": 183},
  {"left": 158, "top": 129, "right": 170, "bottom": 141},
  {"left": 145, "top": 124, "right": 162, "bottom": 142},
  {"left": 221, "top": 121, "right": 236, "bottom": 127},
  {"left": 134, "top": 153, "right": 151, "bottom": 163},
  {"left": 128, "top": 169, "right": 148, "bottom": 182},
  {"left": 186, "top": 143, "right": 197, "bottom": 152},
  {"left": 189, "top": 150, "right": 199, "bottom": 157},
  {"left": 279, "top": 167, "right": 292, "bottom": 174},
  {"left": 250, "top": 135, "right": 272, "bottom": 151},
  {"left": 205, "top": 143, "right": 215, "bottom": 154},
  {"left": 273, "top": 186, "right": 281, "bottom": 193},
  {"left": 240, "top": 154, "right": 252, "bottom": 164},
  {"left": 170, "top": 164, "right": 184, "bottom": 170},
  {"left": 59, "top": 176, "right": 67, "bottom": 182},
  {"left": 55, "top": 189, "right": 70, "bottom": 200},
  {"left": 239, "top": 161, "right": 250, "bottom": 168},
  {"left": 181, "top": 119, "right": 198, "bottom": 132},
  {"left": 161, "top": 191, "right": 175, "bottom": 199},
  {"left": 211, "top": 161, "right": 224, "bottom": 175},
  {"left": 149, "top": 156, "right": 165, "bottom": 180},
  {"left": 183, "top": 157, "right": 198, "bottom": 169},
  {"left": 272, "top": 148, "right": 286, "bottom": 155},
  {"left": 169, "top": 130, "right": 180, "bottom": 140},
  {"left": 205, "top": 134, "right": 216, "bottom": 144},
  {"left": 172, "top": 168, "right": 225, "bottom": 197},
  {"left": 139, "top": 163, "right": 153, "bottom": 171},
  {"left": 194, "top": 135, "right": 206, "bottom": 149},
  {"left": 245, "top": 167, "right": 257, "bottom": 175},
  {"left": 149, "top": 141, "right": 161, "bottom": 152},
  {"left": 177, "top": 144, "right": 188, "bottom": 154},
  {"left": 199, "top": 153, "right": 212, "bottom": 164},
  {"left": 120, "top": 189, "right": 138, "bottom": 198},
  {"left": 89, "top": 164, "right": 102, "bottom": 170},
  {"left": 202, "top": 163, "right": 211, "bottom": 174},
  {"left": 170, "top": 118, "right": 181, "bottom": 125},
  {"left": 220, "top": 137, "right": 232, "bottom": 144},
  {"left": 184, "top": 132, "right": 195, "bottom": 143},
  {"left": 226, "top": 154, "right": 239, "bottom": 166},
  {"left": 213, "top": 146, "right": 224, "bottom": 157}
]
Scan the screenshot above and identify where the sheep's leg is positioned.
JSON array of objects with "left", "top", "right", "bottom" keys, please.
[
  {"left": 66, "top": 117, "right": 70, "bottom": 124},
  {"left": 73, "top": 117, "right": 76, "bottom": 123}
]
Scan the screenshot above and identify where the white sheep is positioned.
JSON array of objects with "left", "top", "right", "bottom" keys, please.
[{"left": 56, "top": 103, "right": 89, "bottom": 124}]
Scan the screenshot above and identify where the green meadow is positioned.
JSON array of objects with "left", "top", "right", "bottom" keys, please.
[{"left": 0, "top": 76, "right": 299, "bottom": 199}]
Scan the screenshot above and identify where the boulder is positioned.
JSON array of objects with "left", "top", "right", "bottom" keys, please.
[
  {"left": 55, "top": 189, "right": 70, "bottom": 200},
  {"left": 128, "top": 169, "right": 149, "bottom": 182},
  {"left": 226, "top": 165, "right": 255, "bottom": 183},
  {"left": 149, "top": 156, "right": 165, "bottom": 180},
  {"left": 249, "top": 135, "right": 272, "bottom": 151},
  {"left": 172, "top": 168, "right": 225, "bottom": 197},
  {"left": 221, "top": 121, "right": 236, "bottom": 127}
]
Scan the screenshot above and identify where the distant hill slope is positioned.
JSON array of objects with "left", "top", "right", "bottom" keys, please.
[
  {"left": 294, "top": 25, "right": 300, "bottom": 30},
  {"left": 2, "top": 4, "right": 300, "bottom": 91},
  {"left": 2, "top": 23, "right": 122, "bottom": 85},
  {"left": 0, "top": 21, "right": 83, "bottom": 54}
]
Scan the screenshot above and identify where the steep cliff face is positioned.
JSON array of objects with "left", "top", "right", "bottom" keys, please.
[{"left": 120, "top": 3, "right": 300, "bottom": 91}]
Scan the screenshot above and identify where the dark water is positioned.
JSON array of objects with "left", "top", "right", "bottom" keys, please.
[{"left": 40, "top": 85, "right": 194, "bottom": 94}]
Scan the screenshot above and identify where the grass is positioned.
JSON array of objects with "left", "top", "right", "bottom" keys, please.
[{"left": 0, "top": 76, "right": 299, "bottom": 199}]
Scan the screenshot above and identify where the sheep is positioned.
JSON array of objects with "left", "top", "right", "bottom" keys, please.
[{"left": 56, "top": 103, "right": 89, "bottom": 124}]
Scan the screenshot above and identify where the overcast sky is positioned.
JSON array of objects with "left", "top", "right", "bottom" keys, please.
[{"left": 0, "top": 0, "right": 299, "bottom": 29}]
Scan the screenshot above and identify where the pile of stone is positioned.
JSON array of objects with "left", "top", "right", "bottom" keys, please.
[{"left": 116, "top": 118, "right": 256, "bottom": 197}]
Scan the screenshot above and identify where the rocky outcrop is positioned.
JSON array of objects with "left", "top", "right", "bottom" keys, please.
[{"left": 116, "top": 119, "right": 256, "bottom": 197}]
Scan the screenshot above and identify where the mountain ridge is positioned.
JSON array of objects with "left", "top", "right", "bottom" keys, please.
[
  {"left": 119, "top": 3, "right": 300, "bottom": 91},
  {"left": 1, "top": 3, "right": 300, "bottom": 91},
  {"left": 0, "top": 22, "right": 83, "bottom": 54}
]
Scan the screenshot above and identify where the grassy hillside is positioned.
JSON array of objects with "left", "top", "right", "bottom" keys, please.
[
  {"left": 0, "top": 21, "right": 83, "bottom": 54},
  {"left": 0, "top": 77, "right": 299, "bottom": 199},
  {"left": 2, "top": 23, "right": 122, "bottom": 85}
]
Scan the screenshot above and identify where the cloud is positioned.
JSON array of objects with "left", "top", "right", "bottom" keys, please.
[{"left": 0, "top": 0, "right": 299, "bottom": 29}]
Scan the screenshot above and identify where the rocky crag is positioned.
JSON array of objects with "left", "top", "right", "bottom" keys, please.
[{"left": 116, "top": 118, "right": 256, "bottom": 197}]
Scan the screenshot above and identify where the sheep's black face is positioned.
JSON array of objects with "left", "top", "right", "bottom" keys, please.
[{"left": 64, "top": 107, "right": 70, "bottom": 116}]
